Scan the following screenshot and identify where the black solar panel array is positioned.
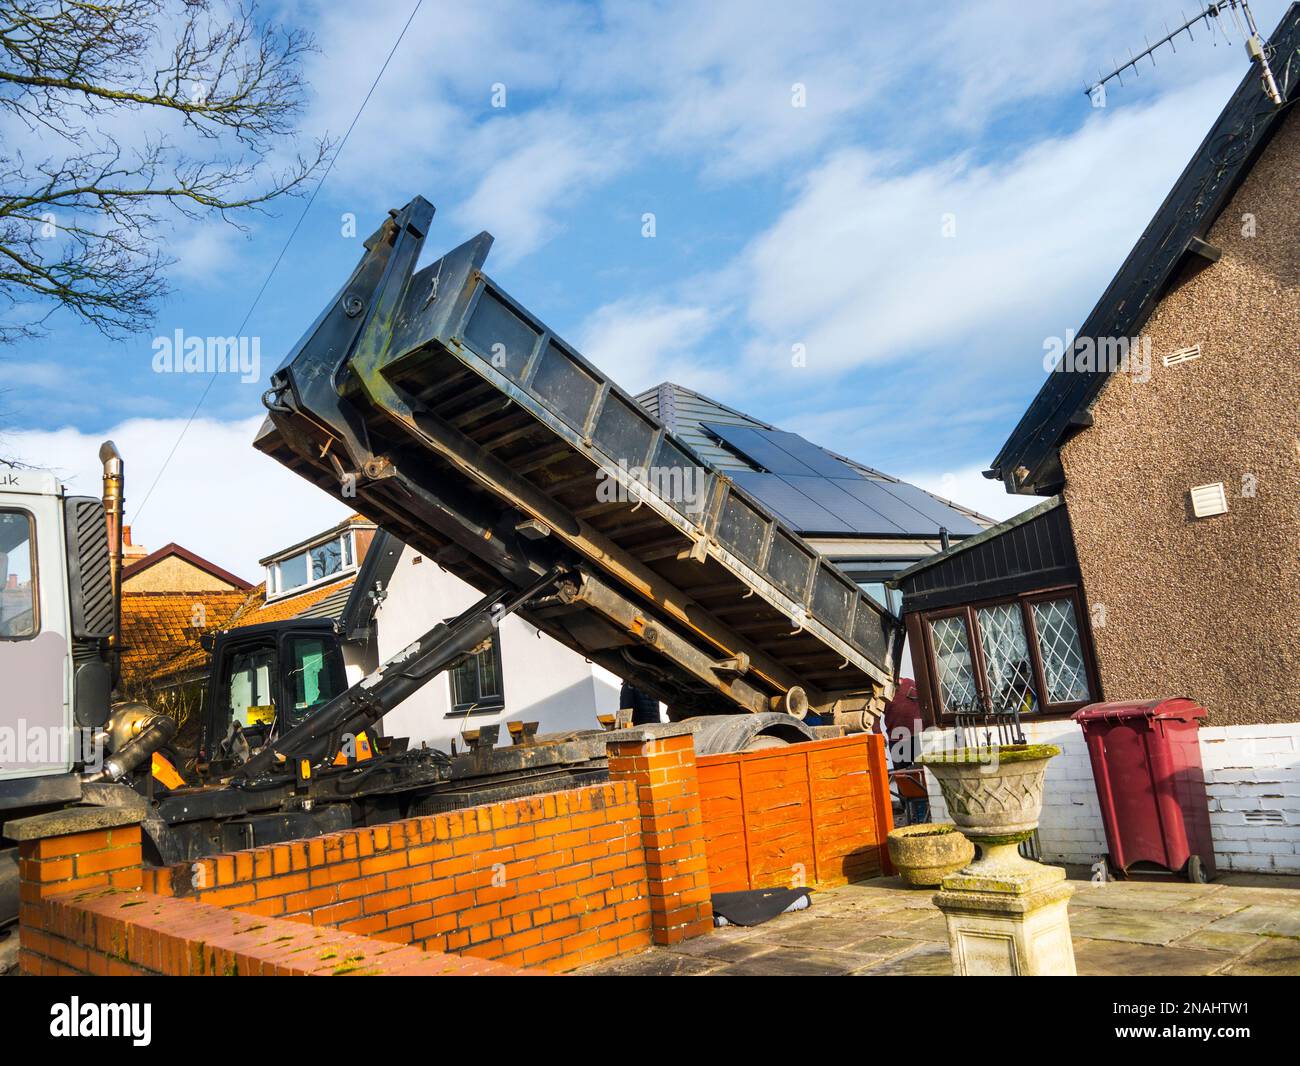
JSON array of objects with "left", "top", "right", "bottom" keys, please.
[{"left": 702, "top": 422, "right": 982, "bottom": 538}]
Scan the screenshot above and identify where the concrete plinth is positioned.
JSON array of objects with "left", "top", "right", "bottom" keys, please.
[{"left": 933, "top": 842, "right": 1076, "bottom": 976}]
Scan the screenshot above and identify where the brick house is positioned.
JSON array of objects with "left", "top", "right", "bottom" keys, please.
[{"left": 895, "top": 10, "right": 1300, "bottom": 875}]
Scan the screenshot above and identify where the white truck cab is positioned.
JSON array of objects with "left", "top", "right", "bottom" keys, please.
[{"left": 0, "top": 455, "right": 116, "bottom": 810}]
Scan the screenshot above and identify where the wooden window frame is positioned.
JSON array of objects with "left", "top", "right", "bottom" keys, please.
[{"left": 919, "top": 585, "right": 1100, "bottom": 726}]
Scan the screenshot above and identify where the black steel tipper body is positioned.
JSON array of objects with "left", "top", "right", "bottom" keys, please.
[{"left": 257, "top": 196, "right": 901, "bottom": 723}]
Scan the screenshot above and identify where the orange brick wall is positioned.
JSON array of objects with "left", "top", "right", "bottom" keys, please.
[
  {"left": 606, "top": 730, "right": 713, "bottom": 944},
  {"left": 696, "top": 733, "right": 894, "bottom": 892},
  {"left": 22, "top": 888, "right": 533, "bottom": 976},
  {"left": 140, "top": 781, "right": 654, "bottom": 971}
]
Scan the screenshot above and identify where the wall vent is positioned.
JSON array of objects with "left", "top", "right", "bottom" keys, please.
[
  {"left": 1190, "top": 482, "right": 1228, "bottom": 518},
  {"left": 1244, "top": 810, "right": 1285, "bottom": 826},
  {"left": 1163, "top": 344, "right": 1202, "bottom": 367}
]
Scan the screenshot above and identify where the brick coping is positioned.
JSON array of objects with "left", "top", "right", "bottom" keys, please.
[{"left": 25, "top": 887, "right": 542, "bottom": 976}]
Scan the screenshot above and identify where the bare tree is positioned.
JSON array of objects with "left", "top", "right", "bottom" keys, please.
[{"left": 0, "top": 0, "right": 330, "bottom": 342}]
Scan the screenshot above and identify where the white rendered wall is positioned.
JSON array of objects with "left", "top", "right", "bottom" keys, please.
[{"left": 371, "top": 547, "right": 617, "bottom": 750}]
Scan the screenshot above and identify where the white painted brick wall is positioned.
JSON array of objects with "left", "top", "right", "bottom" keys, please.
[
  {"left": 916, "top": 719, "right": 1300, "bottom": 874},
  {"left": 1200, "top": 723, "right": 1300, "bottom": 874}
]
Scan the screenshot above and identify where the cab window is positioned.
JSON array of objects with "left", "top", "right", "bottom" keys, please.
[
  {"left": 225, "top": 645, "right": 277, "bottom": 729},
  {"left": 0, "top": 510, "right": 37, "bottom": 638},
  {"left": 285, "top": 635, "right": 343, "bottom": 728}
]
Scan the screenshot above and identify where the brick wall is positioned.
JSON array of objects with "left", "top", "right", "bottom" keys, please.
[
  {"left": 697, "top": 734, "right": 894, "bottom": 892},
  {"left": 923, "top": 719, "right": 1300, "bottom": 874},
  {"left": 1200, "top": 723, "right": 1300, "bottom": 874},
  {"left": 22, "top": 888, "right": 531, "bottom": 976},
  {"left": 141, "top": 780, "right": 654, "bottom": 971},
  {"left": 607, "top": 728, "right": 713, "bottom": 944}
]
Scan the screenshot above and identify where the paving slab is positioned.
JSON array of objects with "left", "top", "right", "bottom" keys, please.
[
  {"left": 1206, "top": 905, "right": 1300, "bottom": 938},
  {"left": 843, "top": 935, "right": 933, "bottom": 959},
  {"left": 1220, "top": 939, "right": 1300, "bottom": 976},
  {"left": 590, "top": 951, "right": 723, "bottom": 976},
  {"left": 751, "top": 916, "right": 885, "bottom": 951},
  {"left": 1066, "top": 905, "right": 1213, "bottom": 945},
  {"left": 1171, "top": 928, "right": 1267, "bottom": 955},
  {"left": 718, "top": 946, "right": 872, "bottom": 976},
  {"left": 665, "top": 938, "right": 777, "bottom": 963},
  {"left": 853, "top": 942, "right": 953, "bottom": 976},
  {"left": 1072, "top": 938, "right": 1228, "bottom": 977}
]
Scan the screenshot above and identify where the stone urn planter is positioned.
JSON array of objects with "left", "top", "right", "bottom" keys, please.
[
  {"left": 887, "top": 824, "right": 975, "bottom": 888},
  {"left": 919, "top": 744, "right": 1076, "bottom": 976},
  {"left": 918, "top": 744, "right": 1061, "bottom": 882}
]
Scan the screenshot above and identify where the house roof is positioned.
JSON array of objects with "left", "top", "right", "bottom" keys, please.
[
  {"left": 226, "top": 576, "right": 357, "bottom": 628},
  {"left": 121, "top": 543, "right": 253, "bottom": 589},
  {"left": 989, "top": 4, "right": 1300, "bottom": 496},
  {"left": 637, "top": 382, "right": 991, "bottom": 538},
  {"left": 119, "top": 589, "right": 252, "bottom": 690},
  {"left": 890, "top": 496, "right": 1064, "bottom": 584}
]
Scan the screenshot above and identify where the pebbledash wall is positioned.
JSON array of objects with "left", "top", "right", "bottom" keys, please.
[
  {"left": 15, "top": 729, "right": 894, "bottom": 975},
  {"left": 921, "top": 720, "right": 1300, "bottom": 875}
]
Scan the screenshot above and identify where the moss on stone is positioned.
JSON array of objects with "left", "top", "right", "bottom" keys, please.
[{"left": 920, "top": 743, "right": 1060, "bottom": 766}]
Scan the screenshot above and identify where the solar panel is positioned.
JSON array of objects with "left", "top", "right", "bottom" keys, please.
[
  {"left": 727, "top": 471, "right": 854, "bottom": 533},
  {"left": 702, "top": 423, "right": 817, "bottom": 477},
  {"left": 872, "top": 480, "right": 984, "bottom": 535},
  {"left": 779, "top": 475, "right": 909, "bottom": 535},
  {"left": 760, "top": 429, "right": 854, "bottom": 478},
  {"left": 705, "top": 420, "right": 984, "bottom": 537},
  {"left": 836, "top": 478, "right": 944, "bottom": 534}
]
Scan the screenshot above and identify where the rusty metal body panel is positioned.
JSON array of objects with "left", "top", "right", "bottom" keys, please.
[{"left": 256, "top": 197, "right": 901, "bottom": 721}]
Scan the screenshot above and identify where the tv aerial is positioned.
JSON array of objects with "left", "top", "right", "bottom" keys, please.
[{"left": 1085, "top": 0, "right": 1283, "bottom": 107}]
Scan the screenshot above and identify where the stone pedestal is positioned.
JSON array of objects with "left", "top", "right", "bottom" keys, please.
[{"left": 933, "top": 842, "right": 1076, "bottom": 976}]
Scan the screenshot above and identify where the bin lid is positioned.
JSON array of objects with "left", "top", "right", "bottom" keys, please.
[{"left": 1072, "top": 697, "right": 1207, "bottom": 724}]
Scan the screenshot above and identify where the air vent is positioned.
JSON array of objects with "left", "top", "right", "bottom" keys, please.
[
  {"left": 1189, "top": 482, "right": 1228, "bottom": 518},
  {"left": 1244, "top": 810, "right": 1285, "bottom": 826},
  {"left": 1163, "top": 344, "right": 1202, "bottom": 367}
]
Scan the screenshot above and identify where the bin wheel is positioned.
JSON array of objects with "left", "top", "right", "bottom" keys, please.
[
  {"left": 1107, "top": 857, "right": 1128, "bottom": 881},
  {"left": 1185, "top": 855, "right": 1209, "bottom": 884}
]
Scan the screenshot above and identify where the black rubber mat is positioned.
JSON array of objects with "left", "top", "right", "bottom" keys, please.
[{"left": 711, "top": 887, "right": 811, "bottom": 927}]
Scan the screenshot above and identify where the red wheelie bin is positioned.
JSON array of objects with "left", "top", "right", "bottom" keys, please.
[{"left": 1072, "top": 698, "right": 1216, "bottom": 882}]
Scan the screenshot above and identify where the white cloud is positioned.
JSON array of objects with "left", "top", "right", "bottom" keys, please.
[
  {"left": 167, "top": 223, "right": 247, "bottom": 284},
  {"left": 734, "top": 72, "right": 1237, "bottom": 378},
  {"left": 905, "top": 466, "right": 1044, "bottom": 525},
  {"left": 1, "top": 416, "right": 350, "bottom": 581},
  {"left": 577, "top": 299, "right": 730, "bottom": 395},
  {"left": 453, "top": 115, "right": 621, "bottom": 264},
  {"left": 1, "top": 362, "right": 64, "bottom": 389}
]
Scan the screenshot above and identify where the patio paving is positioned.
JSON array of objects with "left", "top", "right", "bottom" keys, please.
[{"left": 579, "top": 870, "right": 1300, "bottom": 976}]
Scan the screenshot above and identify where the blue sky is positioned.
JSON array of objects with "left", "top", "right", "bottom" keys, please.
[{"left": 2, "top": 0, "right": 1288, "bottom": 579}]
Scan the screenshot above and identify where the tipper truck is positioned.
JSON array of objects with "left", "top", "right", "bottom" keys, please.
[{"left": 1, "top": 195, "right": 903, "bottom": 923}]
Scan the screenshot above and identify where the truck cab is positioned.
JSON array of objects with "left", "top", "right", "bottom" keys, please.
[{"left": 0, "top": 464, "right": 114, "bottom": 817}]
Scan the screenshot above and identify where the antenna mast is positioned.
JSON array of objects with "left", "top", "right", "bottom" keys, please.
[{"left": 1085, "top": 0, "right": 1283, "bottom": 106}]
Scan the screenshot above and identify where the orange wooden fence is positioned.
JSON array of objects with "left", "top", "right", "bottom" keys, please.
[{"left": 695, "top": 733, "right": 894, "bottom": 892}]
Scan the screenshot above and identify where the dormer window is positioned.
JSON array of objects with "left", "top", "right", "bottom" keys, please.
[{"left": 265, "top": 529, "right": 357, "bottom": 599}]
